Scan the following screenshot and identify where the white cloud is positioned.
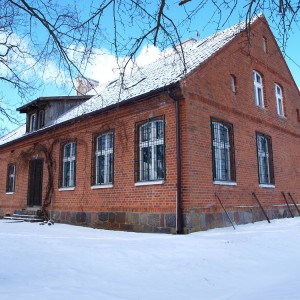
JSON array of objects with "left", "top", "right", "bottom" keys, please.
[{"left": 84, "top": 45, "right": 162, "bottom": 84}]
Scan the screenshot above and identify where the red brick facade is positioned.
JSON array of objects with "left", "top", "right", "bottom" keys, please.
[{"left": 1, "top": 17, "right": 299, "bottom": 233}]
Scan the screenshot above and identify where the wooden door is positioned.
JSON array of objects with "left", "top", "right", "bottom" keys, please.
[{"left": 28, "top": 159, "right": 43, "bottom": 207}]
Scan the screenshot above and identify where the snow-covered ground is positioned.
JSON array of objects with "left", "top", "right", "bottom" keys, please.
[{"left": 1, "top": 218, "right": 299, "bottom": 300}]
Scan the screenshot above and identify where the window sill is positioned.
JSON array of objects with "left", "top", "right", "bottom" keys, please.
[
  {"left": 256, "top": 104, "right": 268, "bottom": 111},
  {"left": 213, "top": 181, "right": 237, "bottom": 186},
  {"left": 59, "top": 187, "right": 75, "bottom": 192},
  {"left": 6, "top": 192, "right": 15, "bottom": 195},
  {"left": 135, "top": 180, "right": 165, "bottom": 186},
  {"left": 277, "top": 114, "right": 286, "bottom": 119},
  {"left": 91, "top": 184, "right": 113, "bottom": 189},
  {"left": 259, "top": 184, "right": 275, "bottom": 189}
]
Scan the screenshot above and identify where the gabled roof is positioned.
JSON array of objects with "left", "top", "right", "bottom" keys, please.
[
  {"left": 0, "top": 15, "right": 262, "bottom": 147},
  {"left": 54, "top": 15, "right": 262, "bottom": 125}
]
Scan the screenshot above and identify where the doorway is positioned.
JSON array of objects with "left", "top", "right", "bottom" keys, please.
[{"left": 27, "top": 159, "right": 44, "bottom": 207}]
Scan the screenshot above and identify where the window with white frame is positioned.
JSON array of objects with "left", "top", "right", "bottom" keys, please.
[
  {"left": 275, "top": 84, "right": 284, "bottom": 116},
  {"left": 253, "top": 71, "right": 264, "bottom": 107},
  {"left": 6, "top": 164, "right": 16, "bottom": 193},
  {"left": 29, "top": 114, "right": 36, "bottom": 132},
  {"left": 95, "top": 132, "right": 114, "bottom": 185},
  {"left": 256, "top": 133, "right": 274, "bottom": 185},
  {"left": 62, "top": 142, "right": 76, "bottom": 187},
  {"left": 211, "top": 119, "right": 236, "bottom": 182},
  {"left": 135, "top": 117, "right": 165, "bottom": 182}
]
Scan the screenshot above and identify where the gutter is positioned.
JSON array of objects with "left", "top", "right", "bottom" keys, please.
[{"left": 168, "top": 86, "right": 183, "bottom": 234}]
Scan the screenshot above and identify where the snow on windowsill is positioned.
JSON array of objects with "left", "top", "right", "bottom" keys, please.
[
  {"left": 91, "top": 184, "right": 113, "bottom": 189},
  {"left": 5, "top": 192, "right": 15, "bottom": 195},
  {"left": 213, "top": 181, "right": 237, "bottom": 186},
  {"left": 259, "top": 184, "right": 275, "bottom": 189},
  {"left": 135, "top": 180, "right": 165, "bottom": 186},
  {"left": 59, "top": 187, "right": 75, "bottom": 192}
]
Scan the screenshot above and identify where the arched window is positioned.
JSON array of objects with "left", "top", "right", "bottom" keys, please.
[
  {"left": 275, "top": 84, "right": 284, "bottom": 116},
  {"left": 95, "top": 132, "right": 114, "bottom": 185},
  {"left": 29, "top": 114, "right": 36, "bottom": 132},
  {"left": 136, "top": 117, "right": 165, "bottom": 182},
  {"left": 253, "top": 71, "right": 264, "bottom": 107},
  {"left": 62, "top": 142, "right": 76, "bottom": 187}
]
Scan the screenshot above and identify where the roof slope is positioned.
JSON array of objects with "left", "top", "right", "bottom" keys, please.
[
  {"left": 54, "top": 16, "right": 259, "bottom": 125},
  {"left": 0, "top": 15, "right": 261, "bottom": 146}
]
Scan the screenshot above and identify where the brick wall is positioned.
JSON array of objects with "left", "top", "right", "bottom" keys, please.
[
  {"left": 0, "top": 95, "right": 179, "bottom": 232},
  {"left": 179, "top": 18, "right": 300, "bottom": 231}
]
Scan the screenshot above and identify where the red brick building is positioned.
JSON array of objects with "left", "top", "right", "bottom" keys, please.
[{"left": 1, "top": 15, "right": 300, "bottom": 233}]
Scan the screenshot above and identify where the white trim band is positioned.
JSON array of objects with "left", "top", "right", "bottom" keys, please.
[
  {"left": 59, "top": 187, "right": 75, "bottom": 192},
  {"left": 213, "top": 181, "right": 237, "bottom": 186},
  {"left": 259, "top": 184, "right": 275, "bottom": 189},
  {"left": 135, "top": 180, "right": 164, "bottom": 186},
  {"left": 91, "top": 184, "right": 113, "bottom": 189}
]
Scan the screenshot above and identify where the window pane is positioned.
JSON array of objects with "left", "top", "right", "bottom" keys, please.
[
  {"left": 141, "top": 123, "right": 151, "bottom": 142},
  {"left": 156, "top": 144, "right": 164, "bottom": 179},
  {"left": 63, "top": 161, "right": 70, "bottom": 186},
  {"left": 156, "top": 121, "right": 164, "bottom": 139},
  {"left": 141, "top": 146, "right": 151, "bottom": 180},
  {"left": 64, "top": 144, "right": 71, "bottom": 157},
  {"left": 96, "top": 155, "right": 105, "bottom": 184},
  {"left": 71, "top": 143, "right": 76, "bottom": 156}
]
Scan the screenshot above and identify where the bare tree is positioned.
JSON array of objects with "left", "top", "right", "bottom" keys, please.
[{"left": 1, "top": 0, "right": 299, "bottom": 131}]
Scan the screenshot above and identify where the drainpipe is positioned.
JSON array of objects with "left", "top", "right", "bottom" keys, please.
[{"left": 168, "top": 87, "right": 183, "bottom": 234}]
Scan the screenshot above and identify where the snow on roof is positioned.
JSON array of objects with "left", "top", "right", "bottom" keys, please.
[
  {"left": 0, "top": 15, "right": 262, "bottom": 147},
  {"left": 0, "top": 125, "right": 26, "bottom": 145},
  {"left": 53, "top": 16, "right": 260, "bottom": 125}
]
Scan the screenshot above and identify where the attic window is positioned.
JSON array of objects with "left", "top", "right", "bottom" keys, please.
[
  {"left": 29, "top": 114, "right": 36, "bottom": 132},
  {"left": 38, "top": 110, "right": 45, "bottom": 129},
  {"left": 230, "top": 75, "right": 236, "bottom": 93},
  {"left": 262, "top": 37, "right": 267, "bottom": 53}
]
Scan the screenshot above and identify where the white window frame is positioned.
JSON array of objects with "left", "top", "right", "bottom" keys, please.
[
  {"left": 62, "top": 142, "right": 76, "bottom": 187},
  {"left": 95, "top": 132, "right": 114, "bottom": 185},
  {"left": 275, "top": 84, "right": 284, "bottom": 116},
  {"left": 253, "top": 71, "right": 264, "bottom": 107},
  {"left": 230, "top": 74, "right": 236, "bottom": 93},
  {"left": 29, "top": 113, "right": 36, "bottom": 132},
  {"left": 7, "top": 164, "right": 16, "bottom": 193},
  {"left": 212, "top": 122, "right": 231, "bottom": 182},
  {"left": 139, "top": 120, "right": 165, "bottom": 182}
]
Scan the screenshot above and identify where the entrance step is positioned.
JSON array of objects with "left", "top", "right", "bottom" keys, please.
[{"left": 4, "top": 209, "right": 45, "bottom": 223}]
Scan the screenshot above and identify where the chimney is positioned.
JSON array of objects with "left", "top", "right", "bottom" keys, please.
[{"left": 75, "top": 77, "right": 99, "bottom": 95}]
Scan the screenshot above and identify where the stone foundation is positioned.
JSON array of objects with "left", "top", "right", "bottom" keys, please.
[
  {"left": 51, "top": 210, "right": 177, "bottom": 233},
  {"left": 183, "top": 206, "right": 297, "bottom": 233},
  {"left": 49, "top": 206, "right": 298, "bottom": 234}
]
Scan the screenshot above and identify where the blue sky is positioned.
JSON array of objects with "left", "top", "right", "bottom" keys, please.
[{"left": 1, "top": 1, "right": 299, "bottom": 133}]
